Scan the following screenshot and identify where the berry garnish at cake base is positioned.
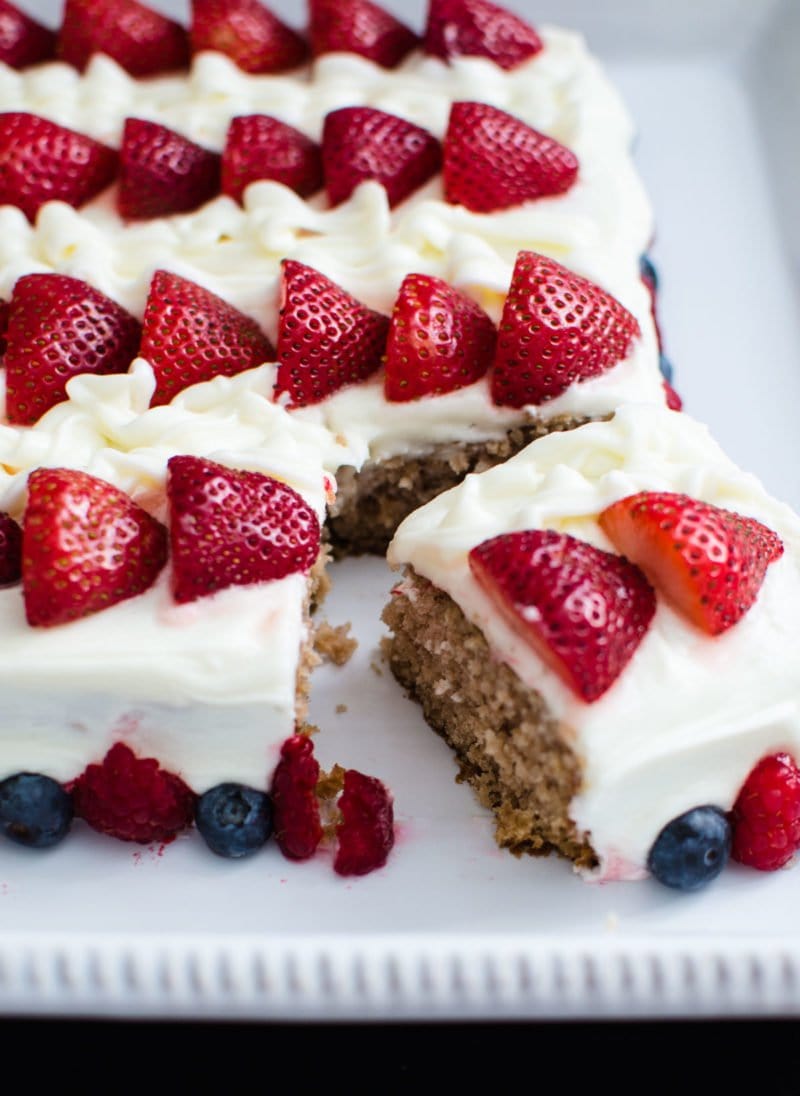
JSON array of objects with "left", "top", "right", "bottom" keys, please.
[
  {"left": 383, "top": 404, "right": 800, "bottom": 886},
  {"left": 189, "top": 0, "right": 308, "bottom": 74},
  {"left": 0, "top": 0, "right": 57, "bottom": 68},
  {"left": 3, "top": 272, "right": 142, "bottom": 425},
  {"left": 58, "top": 0, "right": 190, "bottom": 76},
  {"left": 443, "top": 102, "right": 579, "bottom": 213},
  {"left": 309, "top": 0, "right": 419, "bottom": 68},
  {"left": 0, "top": 112, "right": 118, "bottom": 223},
  {"left": 139, "top": 269, "right": 275, "bottom": 406},
  {"left": 117, "top": 118, "right": 222, "bottom": 220}
]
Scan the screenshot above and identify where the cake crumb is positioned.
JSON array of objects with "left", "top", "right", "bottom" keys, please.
[
  {"left": 314, "top": 621, "right": 358, "bottom": 665},
  {"left": 370, "top": 658, "right": 384, "bottom": 677},
  {"left": 336, "top": 703, "right": 348, "bottom": 714}
]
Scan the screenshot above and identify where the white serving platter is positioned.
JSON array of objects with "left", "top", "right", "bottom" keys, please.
[{"left": 0, "top": 0, "right": 799, "bottom": 1022}]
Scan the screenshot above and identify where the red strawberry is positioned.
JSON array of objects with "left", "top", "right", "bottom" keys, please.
[
  {"left": 334, "top": 769, "right": 395, "bottom": 876},
  {"left": 139, "top": 269, "right": 275, "bottom": 406},
  {"left": 384, "top": 272, "right": 496, "bottom": 401},
  {"left": 22, "top": 467, "right": 168, "bottom": 627},
  {"left": 275, "top": 259, "right": 389, "bottom": 407},
  {"left": 189, "top": 0, "right": 308, "bottom": 73},
  {"left": 490, "top": 251, "right": 641, "bottom": 407},
  {"left": 468, "top": 529, "right": 656, "bottom": 702},
  {"left": 309, "top": 0, "right": 418, "bottom": 68},
  {"left": 0, "top": 512, "right": 22, "bottom": 585},
  {"left": 221, "top": 114, "right": 322, "bottom": 204},
  {"left": 0, "top": 112, "right": 118, "bottom": 223},
  {"left": 599, "top": 491, "right": 783, "bottom": 637},
  {"left": 71, "top": 743, "right": 196, "bottom": 844},
  {"left": 270, "top": 733, "right": 323, "bottom": 860},
  {"left": 730, "top": 753, "right": 800, "bottom": 871},
  {"left": 322, "top": 106, "right": 441, "bottom": 209},
  {"left": 443, "top": 101, "right": 578, "bottom": 213},
  {"left": 167, "top": 455, "right": 320, "bottom": 604},
  {"left": 4, "top": 273, "right": 142, "bottom": 425},
  {"left": 0, "top": 0, "right": 57, "bottom": 68},
  {"left": 117, "top": 118, "right": 221, "bottom": 221},
  {"left": 424, "top": 0, "right": 543, "bottom": 69},
  {"left": 58, "top": 0, "right": 189, "bottom": 75}
]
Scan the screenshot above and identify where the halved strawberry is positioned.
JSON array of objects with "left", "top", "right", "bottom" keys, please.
[
  {"left": 4, "top": 273, "right": 142, "bottom": 426},
  {"left": 221, "top": 114, "right": 322, "bottom": 204},
  {"left": 167, "top": 455, "right": 320, "bottom": 604},
  {"left": 309, "top": 0, "right": 418, "bottom": 68},
  {"left": 384, "top": 272, "right": 496, "bottom": 401},
  {"left": 275, "top": 259, "right": 389, "bottom": 407},
  {"left": 424, "top": 0, "right": 543, "bottom": 69},
  {"left": 0, "top": 112, "right": 118, "bottom": 223},
  {"left": 599, "top": 491, "right": 784, "bottom": 636},
  {"left": 0, "top": 0, "right": 57, "bottom": 68},
  {"left": 270, "top": 733, "right": 323, "bottom": 860},
  {"left": 117, "top": 118, "right": 221, "bottom": 221},
  {"left": 444, "top": 101, "right": 578, "bottom": 212},
  {"left": 139, "top": 269, "right": 275, "bottom": 406},
  {"left": 58, "top": 0, "right": 190, "bottom": 76},
  {"left": 22, "top": 467, "right": 168, "bottom": 627},
  {"left": 0, "top": 512, "right": 22, "bottom": 586},
  {"left": 490, "top": 251, "right": 641, "bottom": 407},
  {"left": 189, "top": 0, "right": 308, "bottom": 73},
  {"left": 71, "top": 743, "right": 196, "bottom": 844},
  {"left": 469, "top": 529, "right": 656, "bottom": 702},
  {"left": 322, "top": 106, "right": 441, "bottom": 209}
]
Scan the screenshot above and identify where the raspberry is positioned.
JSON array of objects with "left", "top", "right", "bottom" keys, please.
[
  {"left": 730, "top": 753, "right": 800, "bottom": 871},
  {"left": 334, "top": 769, "right": 395, "bottom": 876},
  {"left": 71, "top": 743, "right": 196, "bottom": 844},
  {"left": 270, "top": 734, "right": 323, "bottom": 860}
]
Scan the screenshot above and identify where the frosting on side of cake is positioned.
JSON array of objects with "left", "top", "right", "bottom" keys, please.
[{"left": 387, "top": 404, "right": 800, "bottom": 880}]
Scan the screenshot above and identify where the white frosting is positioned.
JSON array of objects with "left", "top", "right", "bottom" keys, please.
[
  {"left": 388, "top": 405, "right": 800, "bottom": 881},
  {"left": 0, "top": 364, "right": 334, "bottom": 792},
  {"left": 0, "top": 30, "right": 661, "bottom": 462}
]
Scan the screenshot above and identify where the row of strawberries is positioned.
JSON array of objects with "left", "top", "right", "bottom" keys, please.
[
  {"left": 0, "top": 0, "right": 543, "bottom": 76},
  {"left": 0, "top": 250, "right": 642, "bottom": 426},
  {"left": 0, "top": 98, "right": 579, "bottom": 224}
]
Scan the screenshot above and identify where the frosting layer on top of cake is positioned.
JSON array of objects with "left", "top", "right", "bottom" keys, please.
[{"left": 387, "top": 404, "right": 800, "bottom": 880}]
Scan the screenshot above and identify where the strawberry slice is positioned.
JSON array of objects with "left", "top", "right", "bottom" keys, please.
[
  {"left": 139, "top": 269, "right": 275, "bottom": 407},
  {"left": 444, "top": 101, "right": 578, "bottom": 212},
  {"left": 322, "top": 106, "right": 441, "bottom": 209},
  {"left": 309, "top": 0, "right": 418, "bottom": 68},
  {"left": 0, "top": 512, "right": 22, "bottom": 586},
  {"left": 270, "top": 733, "right": 323, "bottom": 861},
  {"left": 424, "top": 0, "right": 543, "bottom": 69},
  {"left": 384, "top": 272, "right": 496, "bottom": 401},
  {"left": 0, "top": 0, "right": 57, "bottom": 68},
  {"left": 0, "top": 112, "right": 118, "bottom": 223},
  {"left": 58, "top": 0, "right": 190, "bottom": 76},
  {"left": 167, "top": 455, "right": 321, "bottom": 604},
  {"left": 469, "top": 529, "right": 656, "bottom": 702},
  {"left": 599, "top": 491, "right": 784, "bottom": 636},
  {"left": 22, "top": 467, "right": 168, "bottom": 627},
  {"left": 71, "top": 743, "right": 196, "bottom": 844},
  {"left": 117, "top": 118, "right": 221, "bottom": 221},
  {"left": 4, "top": 273, "right": 142, "bottom": 426},
  {"left": 221, "top": 114, "right": 322, "bottom": 204},
  {"left": 490, "top": 251, "right": 641, "bottom": 407},
  {"left": 189, "top": 0, "right": 308, "bottom": 73},
  {"left": 275, "top": 259, "right": 389, "bottom": 407}
]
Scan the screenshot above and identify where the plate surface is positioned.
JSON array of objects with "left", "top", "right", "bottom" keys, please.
[{"left": 1, "top": 0, "right": 799, "bottom": 1021}]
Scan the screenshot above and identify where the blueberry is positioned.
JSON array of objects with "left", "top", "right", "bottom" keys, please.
[
  {"left": 0, "top": 773, "right": 73, "bottom": 849},
  {"left": 195, "top": 783, "right": 273, "bottom": 858},
  {"left": 647, "top": 805, "right": 731, "bottom": 891},
  {"left": 659, "top": 353, "right": 674, "bottom": 383},
  {"left": 639, "top": 252, "right": 659, "bottom": 289}
]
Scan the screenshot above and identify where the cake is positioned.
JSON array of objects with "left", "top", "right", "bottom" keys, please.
[
  {"left": 0, "top": 0, "right": 668, "bottom": 555},
  {"left": 383, "top": 404, "right": 800, "bottom": 889}
]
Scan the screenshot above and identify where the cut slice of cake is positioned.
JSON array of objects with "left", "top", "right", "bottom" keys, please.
[{"left": 383, "top": 405, "right": 800, "bottom": 887}]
